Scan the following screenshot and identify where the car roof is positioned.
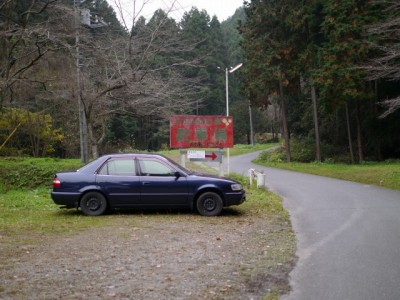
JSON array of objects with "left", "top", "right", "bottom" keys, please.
[
  {"left": 101, "top": 153, "right": 167, "bottom": 159},
  {"left": 78, "top": 153, "right": 175, "bottom": 174}
]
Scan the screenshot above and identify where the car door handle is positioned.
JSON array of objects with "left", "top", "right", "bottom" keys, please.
[{"left": 142, "top": 182, "right": 151, "bottom": 185}]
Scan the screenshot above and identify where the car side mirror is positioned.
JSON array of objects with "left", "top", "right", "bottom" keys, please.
[{"left": 174, "top": 171, "right": 181, "bottom": 178}]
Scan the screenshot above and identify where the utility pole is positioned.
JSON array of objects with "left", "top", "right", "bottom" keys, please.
[
  {"left": 74, "top": 0, "right": 89, "bottom": 163},
  {"left": 73, "top": 1, "right": 106, "bottom": 163}
]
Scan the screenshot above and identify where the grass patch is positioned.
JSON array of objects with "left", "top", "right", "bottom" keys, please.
[
  {"left": 229, "top": 143, "right": 279, "bottom": 156},
  {"left": 0, "top": 187, "right": 110, "bottom": 237},
  {"left": 229, "top": 174, "right": 289, "bottom": 220},
  {"left": 255, "top": 158, "right": 400, "bottom": 191}
]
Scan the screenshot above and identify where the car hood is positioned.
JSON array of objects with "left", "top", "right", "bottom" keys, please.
[{"left": 190, "top": 171, "right": 236, "bottom": 182}]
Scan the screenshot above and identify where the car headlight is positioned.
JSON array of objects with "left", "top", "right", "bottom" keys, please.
[{"left": 231, "top": 183, "right": 242, "bottom": 191}]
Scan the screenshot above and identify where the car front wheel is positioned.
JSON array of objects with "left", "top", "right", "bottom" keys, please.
[
  {"left": 80, "top": 192, "right": 107, "bottom": 216},
  {"left": 196, "top": 192, "right": 223, "bottom": 216}
]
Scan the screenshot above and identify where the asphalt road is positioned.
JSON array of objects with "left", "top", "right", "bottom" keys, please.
[{"left": 223, "top": 151, "right": 400, "bottom": 300}]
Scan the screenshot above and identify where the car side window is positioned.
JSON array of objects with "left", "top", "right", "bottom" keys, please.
[
  {"left": 98, "top": 158, "right": 136, "bottom": 176},
  {"left": 138, "top": 159, "right": 175, "bottom": 176}
]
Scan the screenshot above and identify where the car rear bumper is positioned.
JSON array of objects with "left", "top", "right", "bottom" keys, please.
[{"left": 51, "top": 192, "right": 80, "bottom": 208}]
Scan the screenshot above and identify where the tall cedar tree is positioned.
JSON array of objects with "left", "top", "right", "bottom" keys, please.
[
  {"left": 179, "top": 8, "right": 227, "bottom": 115},
  {"left": 241, "top": 0, "right": 307, "bottom": 161},
  {"left": 314, "top": 0, "right": 381, "bottom": 162}
]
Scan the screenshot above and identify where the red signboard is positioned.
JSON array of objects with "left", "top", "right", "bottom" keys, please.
[{"left": 170, "top": 115, "right": 233, "bottom": 149}]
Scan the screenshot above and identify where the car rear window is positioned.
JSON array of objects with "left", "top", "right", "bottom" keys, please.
[{"left": 98, "top": 158, "right": 137, "bottom": 176}]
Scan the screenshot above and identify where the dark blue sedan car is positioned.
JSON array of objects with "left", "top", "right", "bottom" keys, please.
[{"left": 51, "top": 153, "right": 246, "bottom": 216}]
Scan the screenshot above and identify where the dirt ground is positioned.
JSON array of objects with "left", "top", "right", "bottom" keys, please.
[{"left": 0, "top": 209, "right": 295, "bottom": 300}]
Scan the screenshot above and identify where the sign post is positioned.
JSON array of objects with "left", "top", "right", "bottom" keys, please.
[
  {"left": 186, "top": 150, "right": 224, "bottom": 176},
  {"left": 171, "top": 116, "right": 233, "bottom": 175},
  {"left": 170, "top": 115, "right": 233, "bottom": 149}
]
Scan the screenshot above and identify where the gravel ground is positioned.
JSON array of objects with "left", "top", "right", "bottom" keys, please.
[{"left": 0, "top": 210, "right": 295, "bottom": 300}]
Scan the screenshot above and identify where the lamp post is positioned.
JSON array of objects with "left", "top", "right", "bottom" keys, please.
[{"left": 219, "top": 63, "right": 243, "bottom": 175}]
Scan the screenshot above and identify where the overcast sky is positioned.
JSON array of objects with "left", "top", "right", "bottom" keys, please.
[{"left": 109, "top": 0, "right": 245, "bottom": 25}]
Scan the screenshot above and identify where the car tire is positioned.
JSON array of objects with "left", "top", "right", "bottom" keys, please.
[
  {"left": 196, "top": 192, "right": 223, "bottom": 216},
  {"left": 80, "top": 192, "right": 108, "bottom": 216}
]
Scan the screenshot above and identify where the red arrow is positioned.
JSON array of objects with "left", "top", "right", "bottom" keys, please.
[{"left": 205, "top": 152, "right": 217, "bottom": 161}]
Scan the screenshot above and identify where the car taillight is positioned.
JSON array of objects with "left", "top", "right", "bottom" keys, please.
[{"left": 52, "top": 177, "right": 61, "bottom": 188}]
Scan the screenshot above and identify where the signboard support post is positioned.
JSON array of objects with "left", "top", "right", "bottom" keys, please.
[
  {"left": 180, "top": 150, "right": 186, "bottom": 168},
  {"left": 226, "top": 148, "right": 230, "bottom": 175}
]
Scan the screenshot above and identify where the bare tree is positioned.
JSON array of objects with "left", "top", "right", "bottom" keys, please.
[
  {"left": 363, "top": 1, "right": 400, "bottom": 117},
  {"left": 74, "top": 2, "right": 202, "bottom": 159},
  {"left": 0, "top": 0, "right": 74, "bottom": 107}
]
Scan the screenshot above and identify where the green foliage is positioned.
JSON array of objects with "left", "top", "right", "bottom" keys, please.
[
  {"left": 231, "top": 100, "right": 270, "bottom": 144},
  {"left": 258, "top": 138, "right": 351, "bottom": 163},
  {"left": 229, "top": 173, "right": 290, "bottom": 220},
  {"left": 256, "top": 153, "right": 400, "bottom": 191},
  {"left": 0, "top": 108, "right": 63, "bottom": 157},
  {"left": 179, "top": 8, "right": 227, "bottom": 115},
  {"left": 221, "top": 7, "right": 246, "bottom": 64},
  {"left": 241, "top": 0, "right": 306, "bottom": 104},
  {"left": 258, "top": 149, "right": 285, "bottom": 163},
  {"left": 313, "top": 0, "right": 380, "bottom": 103},
  {"left": 241, "top": 0, "right": 400, "bottom": 162},
  {"left": 0, "top": 157, "right": 82, "bottom": 192}
]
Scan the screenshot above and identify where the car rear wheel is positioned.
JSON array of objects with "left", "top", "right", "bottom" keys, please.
[
  {"left": 80, "top": 192, "right": 107, "bottom": 216},
  {"left": 196, "top": 192, "right": 223, "bottom": 216}
]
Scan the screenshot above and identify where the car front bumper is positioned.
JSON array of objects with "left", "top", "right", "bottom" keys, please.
[{"left": 224, "top": 190, "right": 246, "bottom": 206}]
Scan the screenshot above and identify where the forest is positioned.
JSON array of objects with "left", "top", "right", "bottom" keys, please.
[{"left": 1, "top": 0, "right": 399, "bottom": 164}]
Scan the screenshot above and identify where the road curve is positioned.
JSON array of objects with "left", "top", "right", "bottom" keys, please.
[{"left": 226, "top": 151, "right": 400, "bottom": 300}]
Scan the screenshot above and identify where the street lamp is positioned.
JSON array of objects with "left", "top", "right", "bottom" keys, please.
[
  {"left": 218, "top": 63, "right": 243, "bottom": 174},
  {"left": 225, "top": 63, "right": 243, "bottom": 116}
]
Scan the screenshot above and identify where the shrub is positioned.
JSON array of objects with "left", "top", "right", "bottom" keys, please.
[
  {"left": 0, "top": 157, "right": 82, "bottom": 191},
  {"left": 258, "top": 148, "right": 285, "bottom": 162}
]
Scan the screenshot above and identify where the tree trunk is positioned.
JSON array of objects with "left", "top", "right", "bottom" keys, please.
[
  {"left": 374, "top": 80, "right": 383, "bottom": 161},
  {"left": 87, "top": 122, "right": 98, "bottom": 159},
  {"left": 311, "top": 85, "right": 321, "bottom": 162},
  {"left": 88, "top": 118, "right": 107, "bottom": 160},
  {"left": 345, "top": 103, "right": 355, "bottom": 164},
  {"left": 355, "top": 99, "right": 364, "bottom": 163},
  {"left": 248, "top": 100, "right": 254, "bottom": 145},
  {"left": 272, "top": 103, "right": 278, "bottom": 140},
  {"left": 279, "top": 79, "right": 291, "bottom": 162}
]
